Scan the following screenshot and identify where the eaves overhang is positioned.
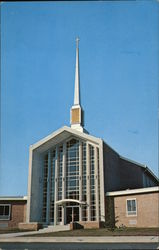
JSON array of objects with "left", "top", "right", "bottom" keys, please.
[
  {"left": 0, "top": 196, "right": 27, "bottom": 201},
  {"left": 106, "top": 186, "right": 159, "bottom": 197},
  {"left": 30, "top": 126, "right": 102, "bottom": 153}
]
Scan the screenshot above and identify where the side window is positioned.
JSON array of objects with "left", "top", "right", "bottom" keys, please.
[
  {"left": 126, "top": 199, "right": 137, "bottom": 216},
  {"left": 0, "top": 204, "right": 11, "bottom": 220}
]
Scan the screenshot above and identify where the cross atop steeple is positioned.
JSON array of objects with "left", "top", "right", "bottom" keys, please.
[{"left": 70, "top": 37, "right": 84, "bottom": 132}]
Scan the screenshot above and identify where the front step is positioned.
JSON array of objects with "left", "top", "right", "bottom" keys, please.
[{"left": 39, "top": 224, "right": 70, "bottom": 233}]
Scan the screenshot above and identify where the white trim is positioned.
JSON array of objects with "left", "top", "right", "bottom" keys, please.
[
  {"left": 71, "top": 105, "right": 81, "bottom": 109},
  {"left": 0, "top": 204, "right": 11, "bottom": 221},
  {"left": 54, "top": 146, "right": 58, "bottom": 225},
  {"left": 99, "top": 140, "right": 105, "bottom": 222},
  {"left": 26, "top": 146, "right": 33, "bottom": 223},
  {"left": 106, "top": 186, "right": 159, "bottom": 197},
  {"left": 126, "top": 198, "right": 137, "bottom": 217},
  {"left": 30, "top": 126, "right": 102, "bottom": 151},
  {"left": 46, "top": 150, "right": 51, "bottom": 224},
  {"left": 62, "top": 142, "right": 66, "bottom": 225},
  {"left": 79, "top": 140, "right": 82, "bottom": 221},
  {"left": 86, "top": 142, "right": 91, "bottom": 221},
  {"left": 95, "top": 146, "right": 99, "bottom": 221},
  {"left": 87, "top": 141, "right": 99, "bottom": 148},
  {"left": 55, "top": 199, "right": 86, "bottom": 205},
  {"left": 0, "top": 196, "right": 27, "bottom": 201}
]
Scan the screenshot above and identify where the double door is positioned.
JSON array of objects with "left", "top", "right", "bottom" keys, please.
[{"left": 66, "top": 206, "right": 79, "bottom": 224}]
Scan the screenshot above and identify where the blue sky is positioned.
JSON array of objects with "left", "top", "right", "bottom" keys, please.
[{"left": 1, "top": 1, "right": 158, "bottom": 196}]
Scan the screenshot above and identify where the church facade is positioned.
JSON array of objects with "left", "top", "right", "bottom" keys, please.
[{"left": 26, "top": 39, "right": 158, "bottom": 228}]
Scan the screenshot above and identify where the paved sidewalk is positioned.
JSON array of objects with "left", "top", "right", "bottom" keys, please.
[
  {"left": 0, "top": 230, "right": 46, "bottom": 238},
  {"left": 0, "top": 235, "right": 158, "bottom": 243},
  {"left": 0, "top": 226, "right": 69, "bottom": 238}
]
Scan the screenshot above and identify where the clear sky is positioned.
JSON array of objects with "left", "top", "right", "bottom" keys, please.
[{"left": 1, "top": 1, "right": 158, "bottom": 196}]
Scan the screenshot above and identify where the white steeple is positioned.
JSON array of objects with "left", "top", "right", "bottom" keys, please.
[
  {"left": 74, "top": 37, "right": 80, "bottom": 105},
  {"left": 70, "top": 37, "right": 84, "bottom": 132}
]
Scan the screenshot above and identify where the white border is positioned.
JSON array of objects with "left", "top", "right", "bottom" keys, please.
[
  {"left": 106, "top": 186, "right": 159, "bottom": 197},
  {"left": 0, "top": 196, "right": 27, "bottom": 201},
  {"left": 0, "top": 204, "right": 11, "bottom": 221},
  {"left": 126, "top": 198, "right": 137, "bottom": 217}
]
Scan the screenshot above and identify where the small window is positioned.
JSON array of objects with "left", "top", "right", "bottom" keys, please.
[
  {"left": 0, "top": 205, "right": 11, "bottom": 220},
  {"left": 126, "top": 199, "right": 137, "bottom": 216}
]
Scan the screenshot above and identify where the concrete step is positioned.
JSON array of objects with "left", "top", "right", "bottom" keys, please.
[{"left": 39, "top": 224, "right": 70, "bottom": 233}]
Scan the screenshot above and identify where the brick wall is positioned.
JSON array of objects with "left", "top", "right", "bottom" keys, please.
[
  {"left": 70, "top": 221, "right": 101, "bottom": 230},
  {"left": 19, "top": 222, "right": 42, "bottom": 231},
  {"left": 0, "top": 200, "right": 27, "bottom": 229},
  {"left": 113, "top": 192, "right": 159, "bottom": 228}
]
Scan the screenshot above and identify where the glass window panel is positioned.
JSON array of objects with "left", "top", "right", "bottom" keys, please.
[
  {"left": 132, "top": 200, "right": 136, "bottom": 211},
  {"left": 127, "top": 199, "right": 137, "bottom": 215},
  {"left": 0, "top": 206, "right": 4, "bottom": 215},
  {"left": 4, "top": 206, "right": 9, "bottom": 216}
]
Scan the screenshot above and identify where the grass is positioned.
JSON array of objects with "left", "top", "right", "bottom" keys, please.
[
  {"left": 24, "top": 227, "right": 159, "bottom": 237},
  {"left": 1, "top": 227, "right": 158, "bottom": 237}
]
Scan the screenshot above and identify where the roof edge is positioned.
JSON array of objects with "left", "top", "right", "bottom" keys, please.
[
  {"left": 119, "top": 155, "right": 145, "bottom": 168},
  {"left": 30, "top": 126, "right": 103, "bottom": 150},
  {"left": 106, "top": 186, "right": 159, "bottom": 197},
  {"left": 0, "top": 196, "right": 27, "bottom": 201}
]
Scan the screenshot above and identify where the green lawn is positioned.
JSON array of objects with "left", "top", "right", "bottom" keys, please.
[
  {"left": 26, "top": 227, "right": 159, "bottom": 237},
  {"left": 1, "top": 227, "right": 159, "bottom": 236}
]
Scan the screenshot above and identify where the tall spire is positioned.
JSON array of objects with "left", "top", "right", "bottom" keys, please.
[
  {"left": 74, "top": 37, "right": 80, "bottom": 105},
  {"left": 70, "top": 37, "right": 84, "bottom": 132}
]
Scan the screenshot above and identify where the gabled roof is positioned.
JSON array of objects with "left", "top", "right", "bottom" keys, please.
[
  {"left": 29, "top": 126, "right": 158, "bottom": 183},
  {"left": 30, "top": 126, "right": 102, "bottom": 153}
]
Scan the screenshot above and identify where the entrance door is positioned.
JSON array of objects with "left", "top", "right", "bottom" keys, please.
[
  {"left": 66, "top": 207, "right": 72, "bottom": 224},
  {"left": 73, "top": 206, "right": 79, "bottom": 222},
  {"left": 66, "top": 206, "right": 79, "bottom": 224}
]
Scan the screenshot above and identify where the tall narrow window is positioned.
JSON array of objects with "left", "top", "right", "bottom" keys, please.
[
  {"left": 97, "top": 148, "right": 101, "bottom": 220},
  {"left": 66, "top": 139, "right": 79, "bottom": 200},
  {"left": 42, "top": 154, "right": 48, "bottom": 222},
  {"left": 50, "top": 149, "right": 56, "bottom": 223},
  {"left": 127, "top": 199, "right": 137, "bottom": 216},
  {"left": 82, "top": 142, "right": 87, "bottom": 221},
  {"left": 90, "top": 145, "right": 96, "bottom": 221},
  {"left": 58, "top": 146, "right": 63, "bottom": 201}
]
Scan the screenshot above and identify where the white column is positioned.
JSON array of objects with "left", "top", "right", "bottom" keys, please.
[
  {"left": 79, "top": 141, "right": 82, "bottom": 221},
  {"left": 86, "top": 143, "right": 91, "bottom": 221},
  {"left": 62, "top": 143, "right": 66, "bottom": 225},
  {"left": 99, "top": 141, "right": 105, "bottom": 222},
  {"left": 95, "top": 147, "right": 99, "bottom": 221},
  {"left": 26, "top": 146, "right": 33, "bottom": 223},
  {"left": 46, "top": 151, "right": 51, "bottom": 224},
  {"left": 54, "top": 147, "right": 58, "bottom": 225}
]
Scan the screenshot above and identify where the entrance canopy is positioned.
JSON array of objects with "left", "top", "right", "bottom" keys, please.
[{"left": 55, "top": 199, "right": 86, "bottom": 205}]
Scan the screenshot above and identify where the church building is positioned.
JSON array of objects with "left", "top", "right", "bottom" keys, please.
[{"left": 25, "top": 38, "right": 158, "bottom": 229}]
